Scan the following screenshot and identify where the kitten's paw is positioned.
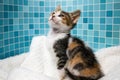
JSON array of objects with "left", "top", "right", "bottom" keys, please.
[{"left": 57, "top": 57, "right": 67, "bottom": 69}]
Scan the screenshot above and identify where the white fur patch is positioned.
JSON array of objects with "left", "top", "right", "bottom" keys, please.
[
  {"left": 66, "top": 38, "right": 73, "bottom": 58},
  {"left": 47, "top": 30, "right": 68, "bottom": 79},
  {"left": 72, "top": 69, "right": 80, "bottom": 76}
]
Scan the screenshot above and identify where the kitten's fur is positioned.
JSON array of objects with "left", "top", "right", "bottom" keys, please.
[{"left": 47, "top": 5, "right": 103, "bottom": 80}]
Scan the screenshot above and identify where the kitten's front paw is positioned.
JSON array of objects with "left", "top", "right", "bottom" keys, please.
[{"left": 57, "top": 56, "right": 68, "bottom": 69}]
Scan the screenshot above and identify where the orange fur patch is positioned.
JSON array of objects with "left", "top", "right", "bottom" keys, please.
[
  {"left": 68, "top": 42, "right": 80, "bottom": 51},
  {"left": 79, "top": 63, "right": 101, "bottom": 77},
  {"left": 62, "top": 19, "right": 67, "bottom": 25}
]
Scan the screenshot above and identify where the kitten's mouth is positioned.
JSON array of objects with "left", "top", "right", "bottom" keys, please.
[{"left": 49, "top": 19, "right": 59, "bottom": 24}]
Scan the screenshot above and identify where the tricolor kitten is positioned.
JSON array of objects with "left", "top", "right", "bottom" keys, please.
[{"left": 48, "top": 5, "right": 103, "bottom": 80}]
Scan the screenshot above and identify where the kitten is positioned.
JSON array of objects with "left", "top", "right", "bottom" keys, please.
[{"left": 48, "top": 5, "right": 103, "bottom": 80}]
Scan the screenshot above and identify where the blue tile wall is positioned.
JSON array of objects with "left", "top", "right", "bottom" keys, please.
[{"left": 0, "top": 0, "right": 120, "bottom": 59}]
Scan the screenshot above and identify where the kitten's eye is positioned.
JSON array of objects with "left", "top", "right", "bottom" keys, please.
[{"left": 58, "top": 14, "right": 64, "bottom": 17}]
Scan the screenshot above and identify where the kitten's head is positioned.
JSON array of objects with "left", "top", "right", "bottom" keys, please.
[{"left": 49, "top": 5, "right": 81, "bottom": 33}]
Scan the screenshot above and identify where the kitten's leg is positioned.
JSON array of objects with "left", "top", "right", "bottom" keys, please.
[
  {"left": 57, "top": 55, "right": 68, "bottom": 69},
  {"left": 53, "top": 36, "right": 70, "bottom": 69}
]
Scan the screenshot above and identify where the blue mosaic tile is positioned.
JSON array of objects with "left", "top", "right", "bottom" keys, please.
[
  {"left": 34, "top": 13, "right": 39, "bottom": 17},
  {"left": 106, "top": 32, "right": 112, "bottom": 37},
  {"left": 88, "top": 12, "right": 93, "bottom": 17},
  {"left": 9, "top": 5, "right": 14, "bottom": 11},
  {"left": 9, "top": 12, "right": 14, "bottom": 18},
  {"left": 88, "top": 18, "right": 93, "bottom": 23},
  {"left": 9, "top": 51, "right": 14, "bottom": 56},
  {"left": 113, "top": 32, "right": 119, "bottom": 38},
  {"left": 114, "top": 0, "right": 120, "bottom": 2},
  {"left": 4, "top": 39, "right": 9, "bottom": 45},
  {"left": 100, "top": 0, "right": 106, "bottom": 3},
  {"left": 94, "top": 31, "right": 99, "bottom": 36},
  {"left": 106, "top": 38, "right": 112, "bottom": 44},
  {"left": 88, "top": 24, "right": 93, "bottom": 30},
  {"left": 107, "top": 11, "right": 113, "bottom": 17},
  {"left": 83, "top": 30, "right": 87, "bottom": 35},
  {"left": 39, "top": 1, "right": 44, "bottom": 6},
  {"left": 0, "top": 19, "right": 3, "bottom": 25},
  {"left": 113, "top": 25, "right": 120, "bottom": 31},
  {"left": 106, "top": 18, "right": 112, "bottom": 24},
  {"left": 100, "top": 18, "right": 105, "bottom": 23},
  {"left": 4, "top": 52, "right": 9, "bottom": 58},
  {"left": 114, "top": 18, "right": 120, "bottom": 24},
  {"left": 100, "top": 30, "right": 106, "bottom": 37},
  {"left": 113, "top": 38, "right": 119, "bottom": 45},
  {"left": 88, "top": 5, "right": 93, "bottom": 10},
  {"left": 114, "top": 10, "right": 120, "bottom": 17},
  {"left": 14, "top": 31, "right": 19, "bottom": 37},
  {"left": 4, "top": 26, "right": 9, "bottom": 32},
  {"left": 40, "top": 13, "right": 44, "bottom": 17},
  {"left": 114, "top": 3, "right": 120, "bottom": 9},
  {"left": 0, "top": 12, "right": 4, "bottom": 18},
  {"left": 83, "top": 6, "right": 88, "bottom": 11},
  {"left": 0, "top": 0, "right": 3, "bottom": 3},
  {"left": 94, "top": 37, "right": 98, "bottom": 43},
  {"left": 83, "top": 12, "right": 87, "bottom": 17},
  {"left": 107, "top": 3, "right": 113, "bottom": 10},
  {"left": 0, "top": 34, "right": 3, "bottom": 40},
  {"left": 83, "top": 18, "right": 88, "bottom": 23},
  {"left": 24, "top": 0, "right": 28, "bottom": 5},
  {"left": 4, "top": 5, "right": 9, "bottom": 11},
  {"left": 100, "top": 4, "right": 106, "bottom": 10},
  {"left": 4, "top": 12, "right": 8, "bottom": 18},
  {"left": 94, "top": 5, "right": 100, "bottom": 10},
  {"left": 9, "top": 38, "right": 14, "bottom": 43},
  {"left": 14, "top": 12, "right": 18, "bottom": 18},
  {"left": 29, "top": 24, "right": 34, "bottom": 29},
  {"left": 106, "top": 25, "right": 112, "bottom": 31},
  {"left": 100, "top": 11, "right": 106, "bottom": 17},
  {"left": 107, "top": 0, "right": 113, "bottom": 3},
  {"left": 94, "top": 43, "right": 98, "bottom": 49},
  {"left": 100, "top": 38, "right": 105, "bottom": 43},
  {"left": 4, "top": 32, "right": 9, "bottom": 39},
  {"left": 9, "top": 19, "right": 13, "bottom": 24},
  {"left": 0, "top": 4, "right": 3, "bottom": 11}
]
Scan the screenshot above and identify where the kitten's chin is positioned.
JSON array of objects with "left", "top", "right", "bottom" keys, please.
[
  {"left": 49, "top": 19, "right": 59, "bottom": 25},
  {"left": 49, "top": 21, "right": 71, "bottom": 33},
  {"left": 49, "top": 21, "right": 60, "bottom": 28}
]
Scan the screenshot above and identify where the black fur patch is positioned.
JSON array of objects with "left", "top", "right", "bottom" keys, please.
[
  {"left": 81, "top": 46, "right": 98, "bottom": 68},
  {"left": 53, "top": 34, "right": 70, "bottom": 69},
  {"left": 73, "top": 63, "right": 84, "bottom": 71}
]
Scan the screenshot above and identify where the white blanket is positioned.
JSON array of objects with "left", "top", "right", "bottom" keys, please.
[
  {"left": 8, "top": 36, "right": 59, "bottom": 80},
  {"left": 0, "top": 36, "right": 120, "bottom": 80},
  {"left": 96, "top": 46, "right": 120, "bottom": 80},
  {"left": 0, "top": 53, "right": 28, "bottom": 80}
]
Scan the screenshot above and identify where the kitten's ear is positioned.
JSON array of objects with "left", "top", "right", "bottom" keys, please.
[
  {"left": 55, "top": 5, "right": 61, "bottom": 11},
  {"left": 70, "top": 10, "right": 81, "bottom": 24}
]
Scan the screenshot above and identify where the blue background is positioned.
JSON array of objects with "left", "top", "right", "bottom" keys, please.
[{"left": 0, "top": 0, "right": 120, "bottom": 59}]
